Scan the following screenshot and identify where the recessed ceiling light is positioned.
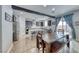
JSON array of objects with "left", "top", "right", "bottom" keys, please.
[
  {"left": 52, "top": 8, "right": 56, "bottom": 13},
  {"left": 52, "top": 8, "right": 55, "bottom": 11},
  {"left": 43, "top": 5, "right": 47, "bottom": 7}
]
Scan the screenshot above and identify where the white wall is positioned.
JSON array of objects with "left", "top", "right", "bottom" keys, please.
[
  {"left": 13, "top": 10, "right": 55, "bottom": 40},
  {"left": 0, "top": 6, "right": 2, "bottom": 52},
  {"left": 18, "top": 16, "right": 25, "bottom": 39},
  {"left": 73, "top": 11, "right": 79, "bottom": 41},
  {"left": 2, "top": 5, "right": 13, "bottom": 52}
]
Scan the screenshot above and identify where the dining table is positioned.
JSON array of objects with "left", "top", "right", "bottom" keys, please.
[{"left": 42, "top": 32, "right": 65, "bottom": 53}]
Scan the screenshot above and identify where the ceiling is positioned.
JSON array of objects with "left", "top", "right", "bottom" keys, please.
[
  {"left": 13, "top": 9, "right": 54, "bottom": 21},
  {"left": 16, "top": 5, "right": 79, "bottom": 16}
]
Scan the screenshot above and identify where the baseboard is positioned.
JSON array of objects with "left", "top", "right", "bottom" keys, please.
[{"left": 7, "top": 43, "right": 13, "bottom": 53}]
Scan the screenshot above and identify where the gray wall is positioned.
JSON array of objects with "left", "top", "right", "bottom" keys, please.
[
  {"left": 2, "top": 5, "right": 13, "bottom": 52},
  {"left": 18, "top": 16, "right": 25, "bottom": 39},
  {"left": 0, "top": 5, "right": 2, "bottom": 53},
  {"left": 73, "top": 11, "right": 79, "bottom": 41}
]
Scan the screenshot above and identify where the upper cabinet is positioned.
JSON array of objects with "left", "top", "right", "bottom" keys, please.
[
  {"left": 36, "top": 22, "right": 39, "bottom": 26},
  {"left": 36, "top": 21, "right": 44, "bottom": 27},
  {"left": 35, "top": 18, "right": 56, "bottom": 27},
  {"left": 25, "top": 21, "right": 33, "bottom": 28},
  {"left": 40, "top": 21, "right": 44, "bottom": 26},
  {"left": 48, "top": 20, "right": 52, "bottom": 26}
]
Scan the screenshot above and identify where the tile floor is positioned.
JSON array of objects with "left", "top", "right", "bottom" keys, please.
[
  {"left": 10, "top": 36, "right": 78, "bottom": 53},
  {"left": 10, "top": 37, "right": 37, "bottom": 53}
]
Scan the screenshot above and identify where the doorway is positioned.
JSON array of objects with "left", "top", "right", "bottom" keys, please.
[{"left": 13, "top": 15, "right": 18, "bottom": 41}]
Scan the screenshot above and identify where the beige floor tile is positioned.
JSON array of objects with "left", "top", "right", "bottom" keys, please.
[{"left": 10, "top": 37, "right": 36, "bottom": 53}]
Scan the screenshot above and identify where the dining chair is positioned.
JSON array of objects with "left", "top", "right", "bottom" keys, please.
[{"left": 36, "top": 32, "right": 45, "bottom": 53}]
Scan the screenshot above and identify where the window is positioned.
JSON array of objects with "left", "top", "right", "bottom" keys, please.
[{"left": 56, "top": 17, "right": 72, "bottom": 42}]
